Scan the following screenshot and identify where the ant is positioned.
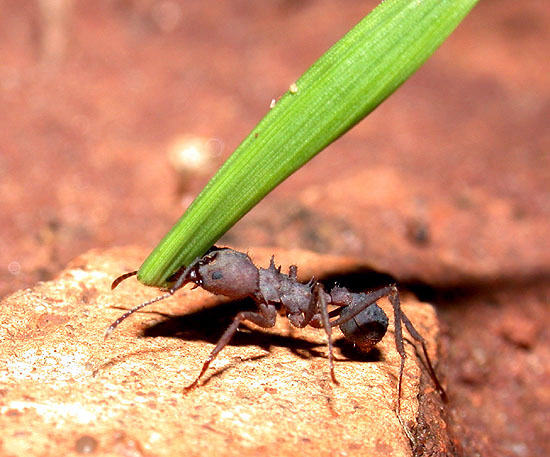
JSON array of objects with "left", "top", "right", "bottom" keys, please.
[{"left": 106, "top": 246, "right": 445, "bottom": 416}]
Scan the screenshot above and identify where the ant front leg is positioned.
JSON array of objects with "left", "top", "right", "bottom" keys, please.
[{"left": 184, "top": 302, "right": 277, "bottom": 391}]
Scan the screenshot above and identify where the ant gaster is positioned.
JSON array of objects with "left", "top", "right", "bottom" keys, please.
[{"left": 107, "top": 246, "right": 446, "bottom": 415}]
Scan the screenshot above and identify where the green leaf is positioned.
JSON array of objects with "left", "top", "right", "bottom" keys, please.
[{"left": 138, "top": 0, "right": 478, "bottom": 287}]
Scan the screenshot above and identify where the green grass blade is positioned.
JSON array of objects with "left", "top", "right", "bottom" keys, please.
[{"left": 138, "top": 0, "right": 478, "bottom": 287}]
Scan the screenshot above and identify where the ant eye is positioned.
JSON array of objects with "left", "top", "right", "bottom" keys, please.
[{"left": 211, "top": 271, "right": 223, "bottom": 280}]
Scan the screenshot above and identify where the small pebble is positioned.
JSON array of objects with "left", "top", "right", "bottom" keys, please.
[{"left": 75, "top": 435, "right": 98, "bottom": 454}]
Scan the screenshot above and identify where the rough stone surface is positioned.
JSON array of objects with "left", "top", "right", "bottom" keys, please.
[
  {"left": 0, "top": 247, "right": 446, "bottom": 457},
  {"left": 2, "top": 2, "right": 547, "bottom": 453}
]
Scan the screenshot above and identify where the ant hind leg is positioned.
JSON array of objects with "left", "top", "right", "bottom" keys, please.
[{"left": 387, "top": 286, "right": 447, "bottom": 414}]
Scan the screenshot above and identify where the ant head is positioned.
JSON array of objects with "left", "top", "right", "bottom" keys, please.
[
  {"left": 105, "top": 247, "right": 259, "bottom": 340},
  {"left": 165, "top": 246, "right": 230, "bottom": 290},
  {"left": 192, "top": 247, "right": 259, "bottom": 300}
]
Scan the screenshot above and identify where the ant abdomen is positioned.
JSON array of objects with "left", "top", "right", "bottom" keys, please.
[
  {"left": 339, "top": 301, "right": 388, "bottom": 353},
  {"left": 329, "top": 286, "right": 388, "bottom": 352}
]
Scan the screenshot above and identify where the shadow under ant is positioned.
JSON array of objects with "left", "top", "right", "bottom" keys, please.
[{"left": 138, "top": 295, "right": 386, "bottom": 368}]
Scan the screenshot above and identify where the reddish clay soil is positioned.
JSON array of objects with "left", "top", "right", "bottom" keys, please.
[{"left": 1, "top": 1, "right": 548, "bottom": 456}]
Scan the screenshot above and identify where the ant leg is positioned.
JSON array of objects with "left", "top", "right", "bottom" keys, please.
[
  {"left": 329, "top": 286, "right": 394, "bottom": 326},
  {"left": 386, "top": 286, "right": 422, "bottom": 444},
  {"left": 184, "top": 303, "right": 277, "bottom": 391},
  {"left": 386, "top": 287, "right": 407, "bottom": 416},
  {"left": 314, "top": 284, "right": 338, "bottom": 384},
  {"left": 104, "top": 256, "right": 205, "bottom": 339},
  {"left": 329, "top": 286, "right": 444, "bottom": 409},
  {"left": 390, "top": 289, "right": 447, "bottom": 402},
  {"left": 387, "top": 286, "right": 447, "bottom": 416}
]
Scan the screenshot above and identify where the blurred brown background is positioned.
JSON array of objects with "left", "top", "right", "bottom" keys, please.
[{"left": 1, "top": 1, "right": 548, "bottom": 456}]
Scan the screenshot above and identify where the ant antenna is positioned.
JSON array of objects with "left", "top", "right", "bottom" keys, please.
[
  {"left": 111, "top": 271, "right": 138, "bottom": 290},
  {"left": 105, "top": 256, "right": 204, "bottom": 341},
  {"left": 104, "top": 293, "right": 172, "bottom": 340}
]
